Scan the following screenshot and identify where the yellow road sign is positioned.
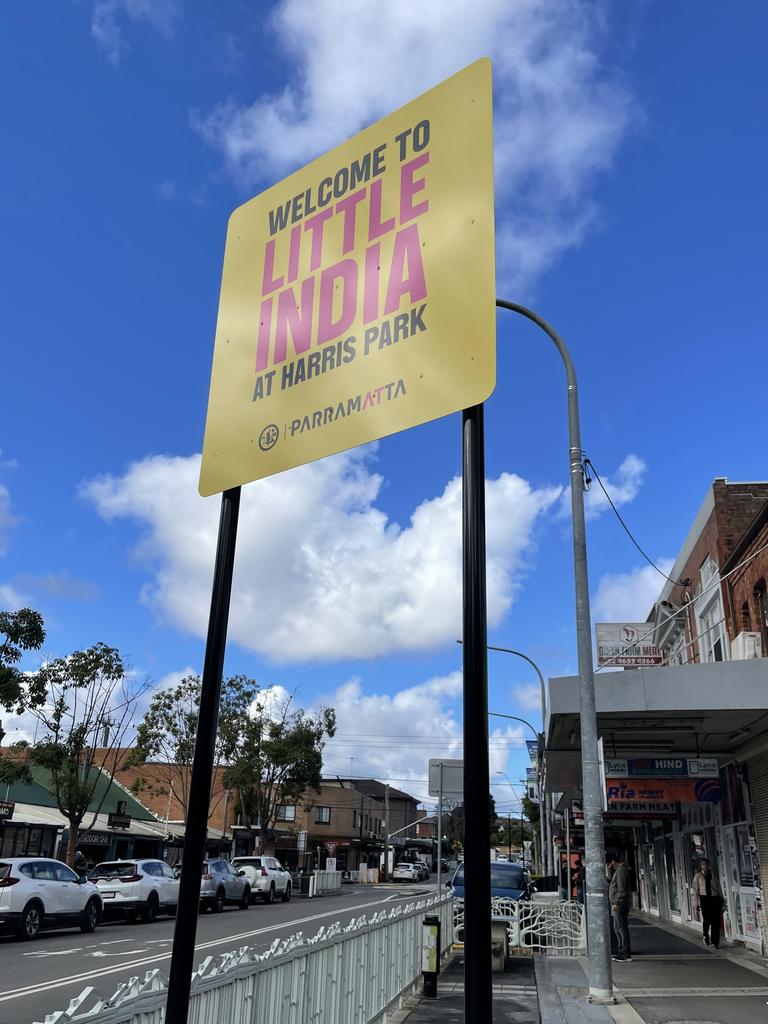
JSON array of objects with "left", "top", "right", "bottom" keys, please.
[{"left": 200, "top": 59, "right": 495, "bottom": 495}]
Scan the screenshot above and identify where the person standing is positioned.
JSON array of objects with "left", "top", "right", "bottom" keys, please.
[
  {"left": 607, "top": 850, "right": 632, "bottom": 962},
  {"left": 573, "top": 856, "right": 585, "bottom": 904},
  {"left": 692, "top": 858, "right": 724, "bottom": 949}
]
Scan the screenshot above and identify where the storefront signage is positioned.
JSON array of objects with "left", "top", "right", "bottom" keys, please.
[
  {"left": 199, "top": 59, "right": 495, "bottom": 495},
  {"left": 595, "top": 623, "right": 663, "bottom": 667},
  {"left": 607, "top": 778, "right": 721, "bottom": 804},
  {"left": 605, "top": 757, "right": 719, "bottom": 778},
  {"left": 107, "top": 812, "right": 131, "bottom": 829},
  {"left": 526, "top": 767, "right": 537, "bottom": 781},
  {"left": 571, "top": 799, "right": 584, "bottom": 824},
  {"left": 526, "top": 740, "right": 539, "bottom": 762},
  {"left": 77, "top": 832, "right": 112, "bottom": 846},
  {"left": 0, "top": 801, "right": 15, "bottom": 820},
  {"left": 605, "top": 800, "right": 678, "bottom": 819}
]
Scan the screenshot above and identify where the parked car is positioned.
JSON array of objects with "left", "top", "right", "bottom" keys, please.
[
  {"left": 416, "top": 861, "right": 431, "bottom": 880},
  {"left": 449, "top": 861, "right": 535, "bottom": 900},
  {"left": 392, "top": 862, "right": 420, "bottom": 882},
  {"left": 0, "top": 857, "right": 102, "bottom": 941},
  {"left": 89, "top": 859, "right": 179, "bottom": 922},
  {"left": 199, "top": 859, "right": 251, "bottom": 912},
  {"left": 231, "top": 856, "right": 292, "bottom": 904}
]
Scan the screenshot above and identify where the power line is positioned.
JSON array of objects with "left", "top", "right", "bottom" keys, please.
[
  {"left": 596, "top": 536, "right": 768, "bottom": 672},
  {"left": 583, "top": 458, "right": 689, "bottom": 587}
]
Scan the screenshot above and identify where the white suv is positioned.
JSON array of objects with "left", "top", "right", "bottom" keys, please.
[
  {"left": 89, "top": 859, "right": 179, "bottom": 922},
  {"left": 0, "top": 857, "right": 102, "bottom": 941},
  {"left": 231, "top": 856, "right": 292, "bottom": 904}
]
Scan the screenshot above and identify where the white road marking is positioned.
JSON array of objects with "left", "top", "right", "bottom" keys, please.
[
  {"left": 87, "top": 949, "right": 150, "bottom": 958},
  {"left": 0, "top": 893, "right": 406, "bottom": 1003},
  {"left": 22, "top": 949, "right": 82, "bottom": 957}
]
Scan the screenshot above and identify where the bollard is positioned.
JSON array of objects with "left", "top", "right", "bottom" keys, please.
[{"left": 422, "top": 914, "right": 440, "bottom": 998}]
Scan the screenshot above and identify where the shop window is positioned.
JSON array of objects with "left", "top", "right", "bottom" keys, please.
[
  {"left": 754, "top": 580, "right": 768, "bottom": 651},
  {"left": 315, "top": 806, "right": 331, "bottom": 824}
]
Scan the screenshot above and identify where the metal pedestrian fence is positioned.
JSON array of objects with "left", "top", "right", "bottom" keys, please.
[
  {"left": 35, "top": 894, "right": 453, "bottom": 1024},
  {"left": 453, "top": 897, "right": 585, "bottom": 955}
]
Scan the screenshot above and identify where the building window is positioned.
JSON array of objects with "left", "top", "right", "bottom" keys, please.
[
  {"left": 315, "top": 806, "right": 331, "bottom": 824},
  {"left": 353, "top": 810, "right": 358, "bottom": 830},
  {"left": 755, "top": 580, "right": 768, "bottom": 652},
  {"left": 277, "top": 805, "right": 296, "bottom": 822},
  {"left": 698, "top": 597, "right": 726, "bottom": 662}
]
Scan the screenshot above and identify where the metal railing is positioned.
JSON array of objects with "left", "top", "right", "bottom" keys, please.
[
  {"left": 311, "top": 869, "right": 343, "bottom": 895},
  {"left": 35, "top": 894, "right": 453, "bottom": 1024},
  {"left": 453, "top": 897, "right": 585, "bottom": 955}
]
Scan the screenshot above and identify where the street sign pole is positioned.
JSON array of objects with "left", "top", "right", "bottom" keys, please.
[
  {"left": 436, "top": 761, "right": 443, "bottom": 894},
  {"left": 461, "top": 403, "right": 492, "bottom": 1022},
  {"left": 165, "top": 486, "right": 241, "bottom": 1024}
]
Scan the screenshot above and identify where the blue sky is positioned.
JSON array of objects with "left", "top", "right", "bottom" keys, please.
[{"left": 1, "top": 1, "right": 766, "bottom": 811}]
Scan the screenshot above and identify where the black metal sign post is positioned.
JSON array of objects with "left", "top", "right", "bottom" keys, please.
[
  {"left": 461, "top": 404, "right": 493, "bottom": 1022},
  {"left": 165, "top": 486, "right": 241, "bottom": 1024}
]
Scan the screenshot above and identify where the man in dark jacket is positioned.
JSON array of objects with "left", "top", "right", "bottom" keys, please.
[{"left": 607, "top": 851, "right": 632, "bottom": 962}]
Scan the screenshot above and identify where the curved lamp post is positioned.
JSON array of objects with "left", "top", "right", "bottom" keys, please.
[{"left": 496, "top": 299, "right": 612, "bottom": 1001}]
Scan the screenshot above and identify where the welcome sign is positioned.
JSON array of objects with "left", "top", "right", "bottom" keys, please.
[{"left": 200, "top": 60, "right": 495, "bottom": 495}]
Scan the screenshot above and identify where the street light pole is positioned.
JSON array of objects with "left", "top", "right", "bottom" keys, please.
[
  {"left": 457, "top": 640, "right": 553, "bottom": 876},
  {"left": 496, "top": 299, "right": 612, "bottom": 1002}
]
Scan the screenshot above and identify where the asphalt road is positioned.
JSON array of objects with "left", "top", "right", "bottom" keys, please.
[{"left": 0, "top": 881, "right": 436, "bottom": 1024}]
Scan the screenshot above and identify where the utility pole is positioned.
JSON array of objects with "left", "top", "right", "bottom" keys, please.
[
  {"left": 507, "top": 813, "right": 512, "bottom": 857},
  {"left": 384, "top": 784, "right": 390, "bottom": 882},
  {"left": 435, "top": 762, "right": 444, "bottom": 893},
  {"left": 496, "top": 300, "right": 612, "bottom": 1001}
]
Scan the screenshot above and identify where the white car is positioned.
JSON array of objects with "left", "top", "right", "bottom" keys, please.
[
  {"left": 89, "top": 859, "right": 179, "bottom": 922},
  {"left": 231, "top": 856, "right": 292, "bottom": 904},
  {"left": 392, "top": 862, "right": 420, "bottom": 882},
  {"left": 0, "top": 857, "right": 102, "bottom": 941}
]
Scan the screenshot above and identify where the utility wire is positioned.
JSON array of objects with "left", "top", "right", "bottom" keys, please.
[
  {"left": 584, "top": 458, "right": 690, "bottom": 588},
  {"left": 596, "top": 536, "right": 768, "bottom": 671}
]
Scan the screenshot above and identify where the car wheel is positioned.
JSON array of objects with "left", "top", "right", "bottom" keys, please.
[
  {"left": 141, "top": 893, "right": 159, "bottom": 924},
  {"left": 281, "top": 883, "right": 291, "bottom": 903},
  {"left": 238, "top": 886, "right": 251, "bottom": 910},
  {"left": 262, "top": 883, "right": 275, "bottom": 905},
  {"left": 16, "top": 902, "right": 43, "bottom": 941},
  {"left": 213, "top": 888, "right": 225, "bottom": 913},
  {"left": 80, "top": 898, "right": 100, "bottom": 934}
]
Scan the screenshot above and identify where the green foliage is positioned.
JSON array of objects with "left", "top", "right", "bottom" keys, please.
[
  {"left": 0, "top": 608, "right": 45, "bottom": 724},
  {"left": 222, "top": 692, "right": 336, "bottom": 852},
  {"left": 24, "top": 643, "right": 139, "bottom": 864},
  {"left": 444, "top": 793, "right": 497, "bottom": 850},
  {"left": 0, "top": 740, "right": 33, "bottom": 788}
]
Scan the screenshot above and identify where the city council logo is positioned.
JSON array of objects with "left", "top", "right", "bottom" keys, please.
[{"left": 258, "top": 424, "right": 279, "bottom": 452}]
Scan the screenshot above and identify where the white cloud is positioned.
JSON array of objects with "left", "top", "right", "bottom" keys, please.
[
  {"left": 558, "top": 454, "right": 646, "bottom": 522},
  {"left": 0, "top": 483, "right": 17, "bottom": 556},
  {"left": 317, "top": 670, "right": 525, "bottom": 804},
  {"left": 193, "top": 0, "right": 635, "bottom": 294},
  {"left": 0, "top": 582, "right": 28, "bottom": 611},
  {"left": 512, "top": 681, "right": 543, "bottom": 715},
  {"left": 592, "top": 560, "right": 674, "bottom": 625},
  {"left": 81, "top": 449, "right": 560, "bottom": 662},
  {"left": 91, "top": 0, "right": 179, "bottom": 64}
]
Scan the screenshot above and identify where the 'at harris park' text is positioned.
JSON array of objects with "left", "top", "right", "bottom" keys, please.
[{"left": 252, "top": 303, "right": 427, "bottom": 401}]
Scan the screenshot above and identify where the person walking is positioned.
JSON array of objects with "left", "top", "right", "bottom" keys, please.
[
  {"left": 692, "top": 858, "right": 724, "bottom": 949},
  {"left": 607, "top": 850, "right": 632, "bottom": 962}
]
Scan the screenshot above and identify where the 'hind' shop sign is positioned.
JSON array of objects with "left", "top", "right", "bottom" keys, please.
[{"left": 199, "top": 59, "right": 495, "bottom": 495}]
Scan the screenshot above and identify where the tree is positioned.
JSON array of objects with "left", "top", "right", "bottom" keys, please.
[
  {"left": 125, "top": 674, "right": 257, "bottom": 824},
  {"left": 222, "top": 691, "right": 336, "bottom": 854},
  {"left": 444, "top": 793, "right": 497, "bottom": 851},
  {"left": 0, "top": 607, "right": 46, "bottom": 789},
  {"left": 27, "top": 643, "right": 144, "bottom": 866},
  {"left": 0, "top": 607, "right": 46, "bottom": 739}
]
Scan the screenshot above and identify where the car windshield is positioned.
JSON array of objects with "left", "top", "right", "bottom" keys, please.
[
  {"left": 90, "top": 862, "right": 138, "bottom": 880},
  {"left": 453, "top": 864, "right": 525, "bottom": 889}
]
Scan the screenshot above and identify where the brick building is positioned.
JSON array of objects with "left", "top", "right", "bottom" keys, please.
[
  {"left": 721, "top": 499, "right": 768, "bottom": 656},
  {"left": 650, "top": 478, "right": 768, "bottom": 665}
]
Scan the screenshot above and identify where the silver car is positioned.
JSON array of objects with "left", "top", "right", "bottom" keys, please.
[
  {"left": 231, "top": 856, "right": 292, "bottom": 904},
  {"left": 198, "top": 859, "right": 251, "bottom": 913}
]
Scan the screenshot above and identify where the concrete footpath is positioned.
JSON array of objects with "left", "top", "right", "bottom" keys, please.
[
  {"left": 537, "top": 912, "right": 768, "bottom": 1024},
  {"left": 402, "top": 914, "right": 768, "bottom": 1023}
]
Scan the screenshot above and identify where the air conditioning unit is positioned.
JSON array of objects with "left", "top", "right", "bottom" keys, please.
[{"left": 731, "top": 631, "right": 763, "bottom": 660}]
